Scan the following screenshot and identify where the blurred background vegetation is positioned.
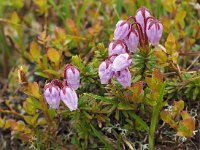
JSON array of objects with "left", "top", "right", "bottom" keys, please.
[{"left": 0, "top": 0, "right": 199, "bottom": 149}]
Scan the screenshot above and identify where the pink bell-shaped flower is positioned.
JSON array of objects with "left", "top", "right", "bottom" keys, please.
[
  {"left": 146, "top": 19, "right": 163, "bottom": 46},
  {"left": 114, "top": 20, "right": 130, "bottom": 40},
  {"left": 108, "top": 40, "right": 128, "bottom": 56},
  {"left": 98, "top": 59, "right": 114, "bottom": 84},
  {"left": 60, "top": 86, "right": 78, "bottom": 111},
  {"left": 135, "top": 7, "right": 151, "bottom": 32},
  {"left": 44, "top": 83, "right": 61, "bottom": 109},
  {"left": 112, "top": 53, "right": 132, "bottom": 72},
  {"left": 115, "top": 68, "right": 131, "bottom": 88},
  {"left": 64, "top": 64, "right": 80, "bottom": 90},
  {"left": 124, "top": 27, "right": 139, "bottom": 53}
]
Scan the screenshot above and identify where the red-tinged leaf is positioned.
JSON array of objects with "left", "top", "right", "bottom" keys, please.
[
  {"left": 19, "top": 133, "right": 33, "bottom": 142},
  {"left": 6, "top": 119, "right": 18, "bottom": 130},
  {"left": 55, "top": 27, "right": 66, "bottom": 43},
  {"left": 37, "top": 31, "right": 50, "bottom": 45},
  {"left": 131, "top": 81, "right": 144, "bottom": 97},
  {"left": 66, "top": 19, "right": 78, "bottom": 35},
  {"left": 177, "top": 117, "right": 195, "bottom": 137},
  {"left": 152, "top": 69, "right": 163, "bottom": 83},
  {"left": 181, "top": 111, "right": 191, "bottom": 120}
]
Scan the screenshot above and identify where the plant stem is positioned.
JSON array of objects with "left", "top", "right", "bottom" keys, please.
[
  {"left": 0, "top": 109, "right": 24, "bottom": 118},
  {"left": 39, "top": 96, "right": 52, "bottom": 125},
  {"left": 149, "top": 83, "right": 165, "bottom": 150}
]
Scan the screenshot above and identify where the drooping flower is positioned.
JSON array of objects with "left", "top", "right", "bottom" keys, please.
[
  {"left": 115, "top": 68, "right": 131, "bottom": 88},
  {"left": 124, "top": 27, "right": 139, "bottom": 53},
  {"left": 98, "top": 59, "right": 114, "bottom": 84},
  {"left": 114, "top": 20, "right": 130, "bottom": 40},
  {"left": 60, "top": 86, "right": 78, "bottom": 111},
  {"left": 135, "top": 7, "right": 151, "bottom": 32},
  {"left": 51, "top": 79, "right": 63, "bottom": 89},
  {"left": 44, "top": 83, "right": 61, "bottom": 109},
  {"left": 64, "top": 64, "right": 80, "bottom": 90},
  {"left": 108, "top": 40, "right": 128, "bottom": 56},
  {"left": 146, "top": 19, "right": 163, "bottom": 46},
  {"left": 112, "top": 53, "right": 132, "bottom": 71}
]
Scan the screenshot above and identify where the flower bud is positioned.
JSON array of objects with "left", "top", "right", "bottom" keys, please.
[
  {"left": 135, "top": 7, "right": 151, "bottom": 32},
  {"left": 146, "top": 19, "right": 163, "bottom": 46},
  {"left": 124, "top": 28, "right": 139, "bottom": 53},
  {"left": 64, "top": 64, "right": 80, "bottom": 90},
  {"left": 44, "top": 83, "right": 61, "bottom": 109},
  {"left": 108, "top": 54, "right": 119, "bottom": 62},
  {"left": 108, "top": 40, "right": 128, "bottom": 56},
  {"left": 60, "top": 86, "right": 78, "bottom": 111},
  {"left": 112, "top": 53, "right": 132, "bottom": 71},
  {"left": 98, "top": 60, "right": 114, "bottom": 84},
  {"left": 51, "top": 79, "right": 63, "bottom": 89},
  {"left": 114, "top": 20, "right": 130, "bottom": 40},
  {"left": 115, "top": 68, "right": 131, "bottom": 88}
]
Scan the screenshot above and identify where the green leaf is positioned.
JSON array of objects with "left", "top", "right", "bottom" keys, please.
[
  {"left": 24, "top": 114, "right": 38, "bottom": 125},
  {"left": 44, "top": 69, "right": 60, "bottom": 77},
  {"left": 27, "top": 82, "right": 40, "bottom": 98},
  {"left": 47, "top": 48, "right": 60, "bottom": 64},
  {"left": 71, "top": 55, "right": 85, "bottom": 71},
  {"left": 48, "top": 108, "right": 56, "bottom": 119},
  {"left": 90, "top": 124, "right": 114, "bottom": 149},
  {"left": 34, "top": 0, "right": 48, "bottom": 14},
  {"left": 34, "top": 71, "right": 49, "bottom": 78},
  {"left": 11, "top": 11, "right": 20, "bottom": 24},
  {"left": 160, "top": 111, "right": 176, "bottom": 128},
  {"left": 26, "top": 97, "right": 41, "bottom": 109},
  {"left": 172, "top": 100, "right": 184, "bottom": 116},
  {"left": 11, "top": 0, "right": 24, "bottom": 9},
  {"left": 23, "top": 99, "right": 36, "bottom": 115},
  {"left": 0, "top": 118, "right": 5, "bottom": 128},
  {"left": 156, "top": 0, "right": 162, "bottom": 18},
  {"left": 30, "top": 41, "right": 40, "bottom": 63},
  {"left": 128, "top": 111, "right": 149, "bottom": 132},
  {"left": 84, "top": 93, "right": 118, "bottom": 105},
  {"left": 76, "top": 0, "right": 90, "bottom": 27},
  {"left": 37, "top": 118, "right": 47, "bottom": 125},
  {"left": 117, "top": 102, "right": 134, "bottom": 110},
  {"left": 165, "top": 32, "right": 176, "bottom": 55},
  {"left": 54, "top": 27, "right": 66, "bottom": 43}
]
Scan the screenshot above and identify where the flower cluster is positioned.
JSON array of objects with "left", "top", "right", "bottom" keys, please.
[
  {"left": 44, "top": 64, "right": 80, "bottom": 111},
  {"left": 99, "top": 6, "right": 163, "bottom": 88}
]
